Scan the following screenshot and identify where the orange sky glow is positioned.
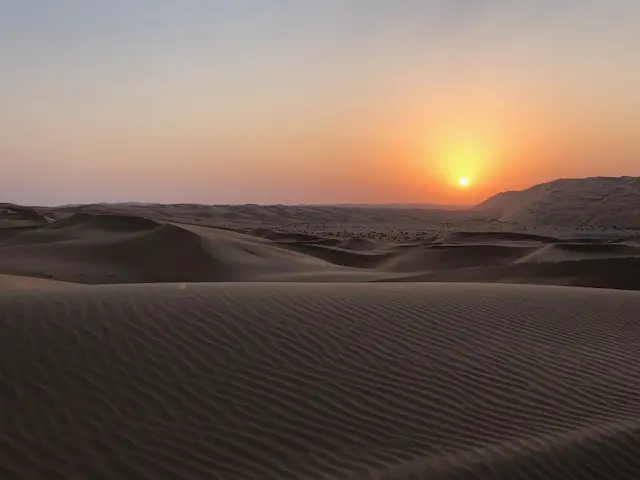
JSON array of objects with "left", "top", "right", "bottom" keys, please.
[{"left": 1, "top": 1, "right": 639, "bottom": 205}]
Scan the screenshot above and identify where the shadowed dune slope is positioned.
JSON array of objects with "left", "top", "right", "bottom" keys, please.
[
  {"left": 0, "top": 203, "right": 48, "bottom": 227},
  {"left": 438, "top": 231, "right": 561, "bottom": 244},
  {"left": 1, "top": 213, "right": 640, "bottom": 289},
  {"left": 380, "top": 244, "right": 540, "bottom": 272},
  {"left": 383, "top": 257, "right": 640, "bottom": 290},
  {"left": 2, "top": 283, "right": 640, "bottom": 479},
  {"left": 0, "top": 214, "right": 347, "bottom": 283},
  {"left": 613, "top": 235, "right": 640, "bottom": 247},
  {"left": 0, "top": 274, "right": 76, "bottom": 291}
]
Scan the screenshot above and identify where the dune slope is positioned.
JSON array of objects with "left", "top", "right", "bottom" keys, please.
[
  {"left": 0, "top": 213, "right": 347, "bottom": 283},
  {"left": 474, "top": 176, "right": 640, "bottom": 228},
  {"left": 2, "top": 282, "right": 640, "bottom": 479},
  {"left": 1, "top": 211, "right": 640, "bottom": 289}
]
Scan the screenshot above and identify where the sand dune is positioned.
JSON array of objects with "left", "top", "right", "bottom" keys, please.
[
  {"left": 0, "top": 274, "right": 75, "bottom": 291},
  {"left": 0, "top": 213, "right": 350, "bottom": 283},
  {"left": 2, "top": 282, "right": 640, "bottom": 478},
  {"left": 35, "top": 202, "right": 482, "bottom": 228},
  {"left": 438, "top": 230, "right": 561, "bottom": 244},
  {"left": 475, "top": 176, "right": 640, "bottom": 228},
  {"left": 614, "top": 235, "right": 640, "bottom": 247},
  {"left": 0, "top": 203, "right": 48, "bottom": 227},
  {"left": 1, "top": 211, "right": 639, "bottom": 289}
]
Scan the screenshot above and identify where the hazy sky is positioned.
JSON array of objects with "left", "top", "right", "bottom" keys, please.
[{"left": 1, "top": 1, "right": 639, "bottom": 205}]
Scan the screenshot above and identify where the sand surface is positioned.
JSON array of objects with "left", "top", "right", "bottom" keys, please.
[
  {"left": 2, "top": 282, "right": 640, "bottom": 479},
  {"left": 0, "top": 205, "right": 639, "bottom": 290},
  {"left": 3, "top": 196, "right": 640, "bottom": 478},
  {"left": 475, "top": 176, "right": 640, "bottom": 228},
  {"left": 0, "top": 274, "right": 75, "bottom": 291}
]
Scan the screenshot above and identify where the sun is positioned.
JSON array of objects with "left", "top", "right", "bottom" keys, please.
[{"left": 458, "top": 177, "right": 470, "bottom": 187}]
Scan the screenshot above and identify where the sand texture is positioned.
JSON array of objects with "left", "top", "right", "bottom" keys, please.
[
  {"left": 2, "top": 282, "right": 640, "bottom": 479},
  {"left": 0, "top": 274, "right": 75, "bottom": 291},
  {"left": 475, "top": 176, "right": 640, "bottom": 228},
  {"left": 0, "top": 209, "right": 639, "bottom": 289}
]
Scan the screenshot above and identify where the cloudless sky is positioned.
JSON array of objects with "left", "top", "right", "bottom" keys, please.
[{"left": 1, "top": 1, "right": 639, "bottom": 205}]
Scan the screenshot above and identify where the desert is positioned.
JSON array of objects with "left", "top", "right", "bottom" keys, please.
[
  {"left": 2, "top": 177, "right": 640, "bottom": 478},
  {"left": 3, "top": 1, "right": 640, "bottom": 477}
]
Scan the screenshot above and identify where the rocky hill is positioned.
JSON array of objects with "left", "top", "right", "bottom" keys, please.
[{"left": 474, "top": 176, "right": 640, "bottom": 228}]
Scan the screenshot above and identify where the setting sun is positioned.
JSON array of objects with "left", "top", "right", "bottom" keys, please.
[{"left": 429, "top": 132, "right": 494, "bottom": 194}]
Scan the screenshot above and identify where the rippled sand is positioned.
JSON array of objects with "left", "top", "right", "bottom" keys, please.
[{"left": 2, "top": 282, "right": 640, "bottom": 478}]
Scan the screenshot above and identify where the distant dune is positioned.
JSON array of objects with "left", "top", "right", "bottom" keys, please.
[
  {"left": 474, "top": 176, "right": 640, "bottom": 228},
  {"left": 0, "top": 203, "right": 49, "bottom": 227},
  {"left": 2, "top": 283, "right": 640, "bottom": 478},
  {"left": 34, "top": 202, "right": 484, "bottom": 227},
  {"left": 0, "top": 194, "right": 639, "bottom": 290},
  {"left": 0, "top": 211, "right": 638, "bottom": 289},
  {"left": 324, "top": 202, "right": 471, "bottom": 210},
  {"left": 0, "top": 274, "right": 74, "bottom": 291}
]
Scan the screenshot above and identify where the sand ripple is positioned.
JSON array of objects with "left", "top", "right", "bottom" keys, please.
[{"left": 2, "top": 283, "right": 640, "bottom": 478}]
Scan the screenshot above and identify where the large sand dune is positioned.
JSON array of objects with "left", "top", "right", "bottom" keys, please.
[
  {"left": 0, "top": 211, "right": 639, "bottom": 289},
  {"left": 475, "top": 176, "right": 640, "bottom": 228},
  {"left": 2, "top": 282, "right": 640, "bottom": 478}
]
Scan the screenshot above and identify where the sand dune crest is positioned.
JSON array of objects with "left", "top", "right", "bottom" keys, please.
[{"left": 1, "top": 209, "right": 640, "bottom": 289}]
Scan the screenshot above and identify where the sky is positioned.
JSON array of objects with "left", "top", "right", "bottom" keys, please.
[{"left": 1, "top": 0, "right": 639, "bottom": 205}]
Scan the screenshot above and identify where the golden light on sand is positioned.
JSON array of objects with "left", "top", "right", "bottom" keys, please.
[{"left": 459, "top": 177, "right": 470, "bottom": 187}]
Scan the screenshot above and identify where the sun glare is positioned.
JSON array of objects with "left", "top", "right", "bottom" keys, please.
[{"left": 431, "top": 136, "right": 486, "bottom": 191}]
